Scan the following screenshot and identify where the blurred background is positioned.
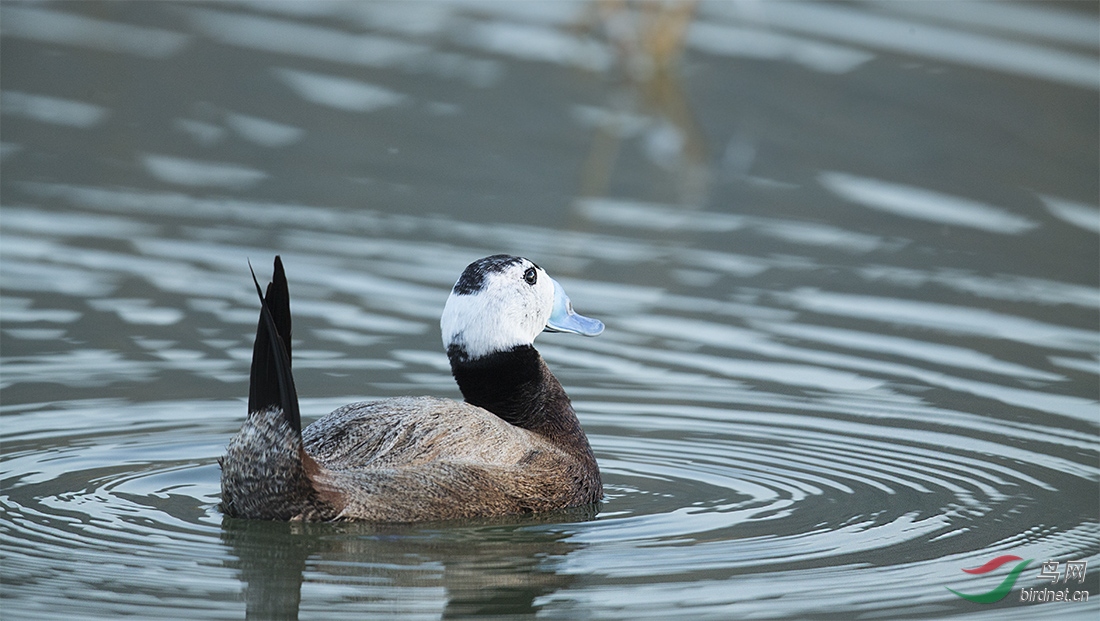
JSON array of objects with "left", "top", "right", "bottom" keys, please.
[{"left": 2, "top": 1, "right": 1097, "bottom": 620}]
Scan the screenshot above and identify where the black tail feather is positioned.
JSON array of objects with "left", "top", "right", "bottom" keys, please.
[{"left": 247, "top": 256, "right": 301, "bottom": 433}]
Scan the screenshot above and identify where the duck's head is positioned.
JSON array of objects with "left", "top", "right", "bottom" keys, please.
[{"left": 441, "top": 255, "right": 603, "bottom": 361}]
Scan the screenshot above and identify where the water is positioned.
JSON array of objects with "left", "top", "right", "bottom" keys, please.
[{"left": 1, "top": 1, "right": 1097, "bottom": 619}]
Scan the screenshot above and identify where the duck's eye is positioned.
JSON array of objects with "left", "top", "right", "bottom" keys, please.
[{"left": 523, "top": 267, "right": 538, "bottom": 286}]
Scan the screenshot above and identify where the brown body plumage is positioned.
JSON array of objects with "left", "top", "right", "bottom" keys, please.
[{"left": 219, "top": 256, "right": 603, "bottom": 522}]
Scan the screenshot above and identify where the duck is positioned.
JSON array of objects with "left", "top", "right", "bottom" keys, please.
[{"left": 220, "top": 255, "right": 604, "bottom": 522}]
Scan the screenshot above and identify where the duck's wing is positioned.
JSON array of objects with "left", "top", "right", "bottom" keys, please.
[
  {"left": 302, "top": 397, "right": 549, "bottom": 470},
  {"left": 302, "top": 397, "right": 595, "bottom": 521}
]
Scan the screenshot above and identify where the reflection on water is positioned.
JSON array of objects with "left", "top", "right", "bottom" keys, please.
[
  {"left": 2, "top": 1, "right": 1097, "bottom": 619},
  {"left": 818, "top": 171, "right": 1039, "bottom": 234},
  {"left": 0, "top": 4, "right": 190, "bottom": 58},
  {"left": 702, "top": 1, "right": 1100, "bottom": 89},
  {"left": 222, "top": 510, "right": 594, "bottom": 620}
]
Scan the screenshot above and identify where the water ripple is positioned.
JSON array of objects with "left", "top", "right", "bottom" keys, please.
[
  {"left": 3, "top": 2, "right": 1097, "bottom": 614},
  {"left": 4, "top": 395, "right": 1093, "bottom": 619}
]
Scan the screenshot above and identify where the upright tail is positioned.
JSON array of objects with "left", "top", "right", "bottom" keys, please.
[
  {"left": 221, "top": 257, "right": 335, "bottom": 521},
  {"left": 247, "top": 255, "right": 300, "bottom": 433}
]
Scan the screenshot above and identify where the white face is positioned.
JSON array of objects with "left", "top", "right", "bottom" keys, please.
[{"left": 440, "top": 256, "right": 556, "bottom": 360}]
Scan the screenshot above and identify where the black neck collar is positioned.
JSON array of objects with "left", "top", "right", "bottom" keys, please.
[{"left": 448, "top": 344, "right": 591, "bottom": 452}]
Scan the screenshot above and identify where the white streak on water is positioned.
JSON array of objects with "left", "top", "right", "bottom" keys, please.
[
  {"left": 575, "top": 197, "right": 745, "bottom": 232},
  {"left": 273, "top": 68, "right": 408, "bottom": 113},
  {"left": 2, "top": 329, "right": 67, "bottom": 342},
  {"left": 443, "top": 0, "right": 585, "bottom": 26},
  {"left": 751, "top": 219, "right": 883, "bottom": 253},
  {"left": 588, "top": 400, "right": 1093, "bottom": 484},
  {"left": 858, "top": 265, "right": 1100, "bottom": 309},
  {"left": 571, "top": 105, "right": 653, "bottom": 139},
  {"left": 675, "top": 249, "right": 771, "bottom": 278},
  {"left": 186, "top": 7, "right": 430, "bottom": 68},
  {"left": 18, "top": 183, "right": 368, "bottom": 230},
  {"left": 576, "top": 196, "right": 888, "bottom": 253},
  {"left": 312, "top": 330, "right": 388, "bottom": 348},
  {"left": 433, "top": 219, "right": 661, "bottom": 264},
  {"left": 186, "top": 7, "right": 500, "bottom": 88},
  {"left": 706, "top": 1, "right": 1100, "bottom": 90},
  {"left": 613, "top": 314, "right": 1096, "bottom": 421},
  {"left": 759, "top": 321, "right": 1061, "bottom": 381},
  {"left": 872, "top": 0, "right": 1098, "bottom": 49},
  {"left": 1040, "top": 195, "right": 1100, "bottom": 234},
  {"left": 784, "top": 289, "right": 1097, "bottom": 353},
  {"left": 225, "top": 113, "right": 304, "bottom": 148},
  {"left": 557, "top": 334, "right": 885, "bottom": 392},
  {"left": 687, "top": 21, "right": 874, "bottom": 74},
  {"left": 1049, "top": 355, "right": 1100, "bottom": 375},
  {"left": 0, "top": 298, "right": 81, "bottom": 324},
  {"left": 452, "top": 19, "right": 612, "bottom": 71},
  {"left": 0, "top": 207, "right": 157, "bottom": 238},
  {"left": 173, "top": 118, "right": 226, "bottom": 147},
  {"left": 141, "top": 154, "right": 269, "bottom": 190},
  {"left": 819, "top": 171, "right": 1038, "bottom": 234},
  {"left": 289, "top": 299, "right": 426, "bottom": 335},
  {"left": 0, "top": 6, "right": 189, "bottom": 58},
  {"left": 0, "top": 91, "right": 109, "bottom": 129},
  {"left": 2, "top": 235, "right": 240, "bottom": 299},
  {"left": 0, "top": 350, "right": 157, "bottom": 389},
  {"left": 539, "top": 343, "right": 746, "bottom": 392},
  {"left": 0, "top": 259, "right": 116, "bottom": 298},
  {"left": 350, "top": 1, "right": 453, "bottom": 36},
  {"left": 88, "top": 299, "right": 185, "bottom": 326}
]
